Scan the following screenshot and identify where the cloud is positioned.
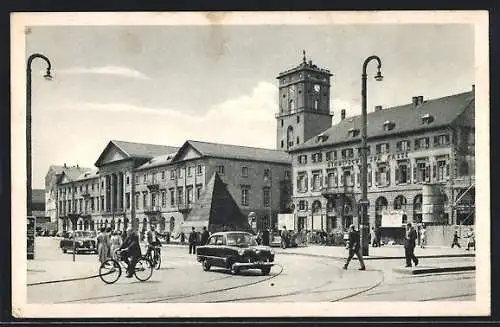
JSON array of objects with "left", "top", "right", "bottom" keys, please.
[
  {"left": 69, "top": 81, "right": 278, "bottom": 148},
  {"left": 58, "top": 66, "right": 151, "bottom": 80}
]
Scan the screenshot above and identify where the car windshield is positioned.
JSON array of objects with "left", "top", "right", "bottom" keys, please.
[
  {"left": 226, "top": 233, "right": 257, "bottom": 247},
  {"left": 74, "top": 231, "right": 94, "bottom": 238}
]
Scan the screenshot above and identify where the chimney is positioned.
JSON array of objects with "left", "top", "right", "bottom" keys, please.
[
  {"left": 77, "top": 164, "right": 79, "bottom": 168},
  {"left": 472, "top": 84, "right": 475, "bottom": 92},
  {"left": 63, "top": 163, "right": 66, "bottom": 168},
  {"left": 412, "top": 96, "right": 419, "bottom": 106},
  {"left": 375, "top": 105, "right": 383, "bottom": 111},
  {"left": 417, "top": 96, "right": 424, "bottom": 105},
  {"left": 308, "top": 60, "right": 313, "bottom": 66},
  {"left": 341, "top": 109, "right": 346, "bottom": 121}
]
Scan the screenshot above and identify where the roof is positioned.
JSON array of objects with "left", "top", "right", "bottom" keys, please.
[
  {"left": 174, "top": 140, "right": 291, "bottom": 164},
  {"left": 32, "top": 189, "right": 45, "bottom": 204},
  {"left": 136, "top": 152, "right": 177, "bottom": 171},
  {"left": 75, "top": 169, "right": 100, "bottom": 181},
  {"left": 111, "top": 140, "right": 179, "bottom": 159},
  {"left": 291, "top": 90, "right": 474, "bottom": 152}
]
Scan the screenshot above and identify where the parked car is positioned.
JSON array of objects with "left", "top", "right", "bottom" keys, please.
[
  {"left": 196, "top": 231, "right": 275, "bottom": 275},
  {"left": 60, "top": 230, "right": 97, "bottom": 254}
]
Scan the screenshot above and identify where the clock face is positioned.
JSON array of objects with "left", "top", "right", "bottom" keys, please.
[{"left": 314, "top": 84, "right": 321, "bottom": 93}]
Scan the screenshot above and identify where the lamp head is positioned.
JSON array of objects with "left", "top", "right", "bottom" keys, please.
[
  {"left": 43, "top": 69, "right": 53, "bottom": 81},
  {"left": 374, "top": 70, "right": 383, "bottom": 82}
]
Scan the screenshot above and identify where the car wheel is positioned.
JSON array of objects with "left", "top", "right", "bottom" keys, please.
[
  {"left": 261, "top": 267, "right": 271, "bottom": 275},
  {"left": 62, "top": 248, "right": 67, "bottom": 254},
  {"left": 230, "top": 264, "right": 240, "bottom": 275},
  {"left": 202, "top": 260, "right": 211, "bottom": 271}
]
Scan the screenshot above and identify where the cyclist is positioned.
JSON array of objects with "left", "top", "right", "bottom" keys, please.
[
  {"left": 119, "top": 227, "right": 142, "bottom": 278},
  {"left": 146, "top": 225, "right": 167, "bottom": 260}
]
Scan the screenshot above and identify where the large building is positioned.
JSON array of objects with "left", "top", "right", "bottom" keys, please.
[
  {"left": 53, "top": 140, "right": 291, "bottom": 234},
  {"left": 285, "top": 59, "right": 475, "bottom": 241}
]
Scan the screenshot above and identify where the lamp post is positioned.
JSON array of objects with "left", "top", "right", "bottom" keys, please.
[
  {"left": 27, "top": 53, "right": 52, "bottom": 216},
  {"left": 264, "top": 168, "right": 272, "bottom": 231},
  {"left": 360, "top": 55, "right": 383, "bottom": 257}
]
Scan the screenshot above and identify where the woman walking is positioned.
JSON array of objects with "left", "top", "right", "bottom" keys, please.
[
  {"left": 97, "top": 227, "right": 110, "bottom": 264},
  {"left": 110, "top": 230, "right": 123, "bottom": 260}
]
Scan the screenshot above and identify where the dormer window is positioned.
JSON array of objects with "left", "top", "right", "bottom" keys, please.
[
  {"left": 421, "top": 113, "right": 434, "bottom": 125},
  {"left": 348, "top": 128, "right": 360, "bottom": 137},
  {"left": 316, "top": 133, "right": 328, "bottom": 143},
  {"left": 383, "top": 120, "right": 395, "bottom": 131}
]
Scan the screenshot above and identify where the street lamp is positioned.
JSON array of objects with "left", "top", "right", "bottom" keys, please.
[
  {"left": 27, "top": 53, "right": 52, "bottom": 217},
  {"left": 264, "top": 168, "right": 272, "bottom": 231},
  {"left": 360, "top": 55, "right": 383, "bottom": 257}
]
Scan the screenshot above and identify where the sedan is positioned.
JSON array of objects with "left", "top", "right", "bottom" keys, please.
[
  {"left": 60, "top": 230, "right": 97, "bottom": 254},
  {"left": 196, "top": 231, "right": 275, "bottom": 275}
]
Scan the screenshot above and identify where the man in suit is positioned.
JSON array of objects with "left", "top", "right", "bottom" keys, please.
[
  {"left": 343, "top": 224, "right": 366, "bottom": 270},
  {"left": 119, "top": 227, "right": 142, "bottom": 278},
  {"left": 188, "top": 227, "right": 199, "bottom": 254},
  {"left": 200, "top": 226, "right": 210, "bottom": 246},
  {"left": 404, "top": 223, "right": 419, "bottom": 267}
]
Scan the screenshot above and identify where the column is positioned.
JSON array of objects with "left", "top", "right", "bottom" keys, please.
[{"left": 103, "top": 176, "right": 107, "bottom": 212}]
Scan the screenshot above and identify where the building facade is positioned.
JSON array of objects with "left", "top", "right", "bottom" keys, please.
[
  {"left": 54, "top": 140, "right": 292, "bottom": 234},
  {"left": 288, "top": 88, "right": 475, "bottom": 238}
]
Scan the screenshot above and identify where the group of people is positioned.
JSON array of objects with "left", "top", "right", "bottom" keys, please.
[
  {"left": 186, "top": 226, "right": 210, "bottom": 255},
  {"left": 451, "top": 227, "right": 476, "bottom": 250}
]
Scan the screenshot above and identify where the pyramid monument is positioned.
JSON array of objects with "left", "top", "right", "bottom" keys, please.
[{"left": 182, "top": 172, "right": 250, "bottom": 233}]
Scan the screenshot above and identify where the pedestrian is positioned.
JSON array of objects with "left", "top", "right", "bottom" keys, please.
[
  {"left": 343, "top": 224, "right": 366, "bottom": 270},
  {"left": 370, "top": 227, "right": 378, "bottom": 247},
  {"left": 262, "top": 229, "right": 270, "bottom": 246},
  {"left": 110, "top": 230, "right": 122, "bottom": 260},
  {"left": 121, "top": 230, "right": 128, "bottom": 242},
  {"left": 420, "top": 224, "right": 427, "bottom": 249},
  {"left": 451, "top": 230, "right": 461, "bottom": 248},
  {"left": 105, "top": 227, "right": 112, "bottom": 258},
  {"left": 376, "top": 227, "right": 382, "bottom": 247},
  {"left": 200, "top": 226, "right": 210, "bottom": 246},
  {"left": 466, "top": 227, "right": 475, "bottom": 251},
  {"left": 188, "top": 227, "right": 198, "bottom": 254},
  {"left": 96, "top": 227, "right": 109, "bottom": 264},
  {"left": 404, "top": 223, "right": 419, "bottom": 267},
  {"left": 180, "top": 231, "right": 186, "bottom": 245}
]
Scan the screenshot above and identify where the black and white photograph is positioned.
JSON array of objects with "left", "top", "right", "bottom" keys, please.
[{"left": 11, "top": 11, "right": 489, "bottom": 317}]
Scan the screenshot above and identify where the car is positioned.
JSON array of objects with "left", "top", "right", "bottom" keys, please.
[
  {"left": 60, "top": 230, "right": 97, "bottom": 254},
  {"left": 196, "top": 231, "right": 275, "bottom": 275}
]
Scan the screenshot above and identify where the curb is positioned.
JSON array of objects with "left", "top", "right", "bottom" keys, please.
[
  {"left": 393, "top": 265, "right": 476, "bottom": 275},
  {"left": 275, "top": 251, "right": 475, "bottom": 261}
]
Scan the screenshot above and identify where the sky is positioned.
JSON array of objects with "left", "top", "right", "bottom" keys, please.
[{"left": 24, "top": 22, "right": 474, "bottom": 189}]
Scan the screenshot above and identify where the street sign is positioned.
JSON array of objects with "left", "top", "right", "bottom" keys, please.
[{"left": 358, "top": 199, "right": 370, "bottom": 206}]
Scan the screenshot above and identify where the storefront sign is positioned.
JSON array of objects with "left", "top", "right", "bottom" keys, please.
[{"left": 381, "top": 209, "right": 405, "bottom": 228}]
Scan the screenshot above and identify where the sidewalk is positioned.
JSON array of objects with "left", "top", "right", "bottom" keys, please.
[
  {"left": 273, "top": 244, "right": 475, "bottom": 260},
  {"left": 27, "top": 259, "right": 99, "bottom": 285}
]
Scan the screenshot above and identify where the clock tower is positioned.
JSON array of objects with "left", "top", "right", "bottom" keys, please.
[{"left": 276, "top": 51, "right": 333, "bottom": 151}]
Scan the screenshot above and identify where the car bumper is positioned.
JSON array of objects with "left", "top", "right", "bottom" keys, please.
[{"left": 232, "top": 262, "right": 274, "bottom": 269}]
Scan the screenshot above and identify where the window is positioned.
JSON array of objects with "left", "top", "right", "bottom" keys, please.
[
  {"left": 151, "top": 193, "right": 157, "bottom": 207},
  {"left": 135, "top": 193, "right": 139, "bottom": 209},
  {"left": 187, "top": 166, "right": 192, "bottom": 177},
  {"left": 297, "top": 116, "right": 300, "bottom": 123},
  {"left": 376, "top": 143, "right": 390, "bottom": 154},
  {"left": 383, "top": 121, "right": 395, "bottom": 131},
  {"left": 217, "top": 165, "right": 225, "bottom": 175},
  {"left": 241, "top": 186, "right": 250, "bottom": 206},
  {"left": 285, "top": 170, "right": 290, "bottom": 179},
  {"left": 241, "top": 166, "right": 248, "bottom": 177},
  {"left": 197, "top": 165, "right": 203, "bottom": 175},
  {"left": 296, "top": 173, "right": 308, "bottom": 192},
  {"left": 264, "top": 168, "right": 270, "bottom": 179},
  {"left": 312, "top": 171, "right": 322, "bottom": 191},
  {"left": 196, "top": 185, "right": 202, "bottom": 200},
  {"left": 298, "top": 200, "right": 306, "bottom": 211},
  {"left": 297, "top": 137, "right": 300, "bottom": 145},
  {"left": 327, "top": 169, "right": 338, "bottom": 188},
  {"left": 342, "top": 170, "right": 354, "bottom": 187},
  {"left": 415, "top": 137, "right": 430, "bottom": 150},
  {"left": 263, "top": 187, "right": 270, "bottom": 207},
  {"left": 143, "top": 192, "right": 148, "bottom": 208},
  {"left": 161, "top": 191, "right": 166, "bottom": 207},
  {"left": 326, "top": 150, "right": 337, "bottom": 161},
  {"left": 396, "top": 162, "right": 409, "bottom": 184},
  {"left": 152, "top": 172, "right": 158, "bottom": 184},
  {"left": 161, "top": 171, "right": 165, "bottom": 180},
  {"left": 436, "top": 159, "right": 449, "bottom": 181},
  {"left": 177, "top": 168, "right": 184, "bottom": 179},
  {"left": 375, "top": 165, "right": 390, "bottom": 186},
  {"left": 187, "top": 187, "right": 193, "bottom": 205},
  {"left": 143, "top": 174, "right": 147, "bottom": 183},
  {"left": 415, "top": 161, "right": 430, "bottom": 183},
  {"left": 170, "top": 169, "right": 176, "bottom": 180},
  {"left": 125, "top": 193, "right": 130, "bottom": 209},
  {"left": 91, "top": 183, "right": 94, "bottom": 191},
  {"left": 396, "top": 140, "right": 410, "bottom": 152},
  {"left": 357, "top": 146, "right": 371, "bottom": 157},
  {"left": 341, "top": 148, "right": 354, "bottom": 159},
  {"left": 170, "top": 189, "right": 175, "bottom": 206},
  {"left": 281, "top": 140, "right": 284, "bottom": 148},
  {"left": 312, "top": 152, "right": 323, "bottom": 163},
  {"left": 421, "top": 114, "right": 434, "bottom": 125},
  {"left": 434, "top": 134, "right": 450, "bottom": 147},
  {"left": 281, "top": 119, "right": 284, "bottom": 127},
  {"left": 126, "top": 176, "right": 130, "bottom": 185},
  {"left": 348, "top": 128, "right": 360, "bottom": 137},
  {"left": 177, "top": 188, "right": 184, "bottom": 205},
  {"left": 298, "top": 155, "right": 308, "bottom": 164}
]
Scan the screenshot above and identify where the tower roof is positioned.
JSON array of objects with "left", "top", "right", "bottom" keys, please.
[{"left": 277, "top": 51, "right": 332, "bottom": 78}]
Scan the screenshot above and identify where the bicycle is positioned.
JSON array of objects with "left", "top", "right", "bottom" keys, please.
[
  {"left": 146, "top": 244, "right": 162, "bottom": 270},
  {"left": 99, "top": 249, "right": 153, "bottom": 284}
]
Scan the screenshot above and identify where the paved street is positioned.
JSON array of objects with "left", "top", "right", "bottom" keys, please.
[{"left": 27, "top": 237, "right": 475, "bottom": 303}]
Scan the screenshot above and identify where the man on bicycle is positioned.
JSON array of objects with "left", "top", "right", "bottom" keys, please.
[
  {"left": 119, "top": 227, "right": 142, "bottom": 278},
  {"left": 146, "top": 224, "right": 167, "bottom": 260}
]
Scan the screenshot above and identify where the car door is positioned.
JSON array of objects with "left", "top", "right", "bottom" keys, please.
[
  {"left": 212, "top": 235, "right": 227, "bottom": 267},
  {"left": 202, "top": 236, "right": 216, "bottom": 265}
]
